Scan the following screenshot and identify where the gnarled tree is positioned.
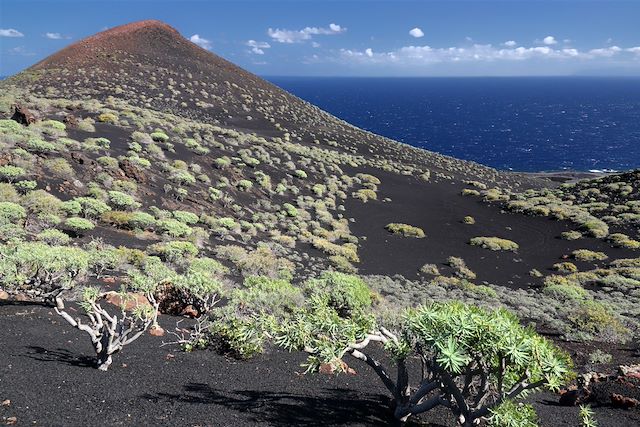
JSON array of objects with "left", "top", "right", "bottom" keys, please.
[{"left": 277, "top": 288, "right": 574, "bottom": 426}]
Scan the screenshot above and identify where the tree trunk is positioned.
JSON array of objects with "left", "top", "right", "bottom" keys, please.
[{"left": 96, "top": 351, "right": 112, "bottom": 371}]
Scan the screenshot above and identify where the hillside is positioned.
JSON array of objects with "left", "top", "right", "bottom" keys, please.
[{"left": 0, "top": 20, "right": 638, "bottom": 426}]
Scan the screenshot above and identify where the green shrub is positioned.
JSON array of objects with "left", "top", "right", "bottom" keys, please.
[
  {"left": 276, "top": 300, "right": 573, "bottom": 424},
  {"left": 214, "top": 157, "right": 231, "bottom": 169},
  {"left": 419, "top": 263, "right": 439, "bottom": 275},
  {"left": 489, "top": 401, "right": 538, "bottom": 427},
  {"left": 35, "top": 229, "right": 71, "bottom": 245},
  {"left": 173, "top": 210, "right": 199, "bottom": 225},
  {"left": 282, "top": 203, "right": 298, "bottom": 217},
  {"left": 447, "top": 256, "right": 476, "bottom": 280},
  {"left": 572, "top": 249, "right": 608, "bottom": 262},
  {"left": 107, "top": 191, "right": 139, "bottom": 210},
  {"left": 385, "top": 223, "right": 425, "bottom": 238},
  {"left": 40, "top": 120, "right": 66, "bottom": 131},
  {"left": 22, "top": 190, "right": 63, "bottom": 217},
  {"left": 209, "top": 276, "right": 303, "bottom": 358},
  {"left": 304, "top": 272, "right": 373, "bottom": 315},
  {"left": 237, "top": 179, "right": 253, "bottom": 191},
  {"left": 169, "top": 170, "right": 196, "bottom": 186},
  {"left": 156, "top": 218, "right": 192, "bottom": 238},
  {"left": 580, "top": 220, "right": 609, "bottom": 239},
  {"left": 553, "top": 262, "right": 578, "bottom": 273},
  {"left": 14, "top": 180, "right": 37, "bottom": 193},
  {"left": 607, "top": 233, "right": 640, "bottom": 249},
  {"left": 73, "top": 197, "right": 111, "bottom": 218},
  {"left": 462, "top": 216, "right": 476, "bottom": 225},
  {"left": 0, "top": 201, "right": 26, "bottom": 226},
  {"left": 148, "top": 240, "right": 198, "bottom": 263},
  {"left": 24, "top": 138, "right": 56, "bottom": 153},
  {"left": 294, "top": 169, "right": 307, "bottom": 179},
  {"left": 0, "top": 242, "right": 90, "bottom": 301},
  {"left": 44, "top": 158, "right": 74, "bottom": 178},
  {"left": 0, "top": 165, "right": 25, "bottom": 183},
  {"left": 64, "top": 217, "right": 95, "bottom": 234},
  {"left": 352, "top": 188, "right": 377, "bottom": 202},
  {"left": 561, "top": 230, "right": 582, "bottom": 241},
  {"left": 150, "top": 131, "right": 169, "bottom": 142},
  {"left": 97, "top": 112, "right": 118, "bottom": 123},
  {"left": 570, "top": 300, "right": 630, "bottom": 343},
  {"left": 469, "top": 237, "right": 519, "bottom": 251}
]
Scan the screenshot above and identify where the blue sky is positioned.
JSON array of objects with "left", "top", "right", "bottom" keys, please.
[{"left": 1, "top": 0, "right": 640, "bottom": 77}]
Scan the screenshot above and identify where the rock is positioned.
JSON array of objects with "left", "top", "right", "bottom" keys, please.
[
  {"left": 6, "top": 417, "right": 17, "bottom": 425},
  {"left": 0, "top": 291, "right": 8, "bottom": 300},
  {"left": 181, "top": 305, "right": 198, "bottom": 318},
  {"left": 154, "top": 283, "right": 201, "bottom": 318},
  {"left": 149, "top": 326, "right": 165, "bottom": 337},
  {"left": 63, "top": 114, "right": 78, "bottom": 127},
  {"left": 319, "top": 363, "right": 335, "bottom": 375},
  {"left": 319, "top": 360, "right": 355, "bottom": 375},
  {"left": 559, "top": 386, "right": 590, "bottom": 406},
  {"left": 611, "top": 393, "right": 639, "bottom": 409},
  {"left": 14, "top": 294, "right": 30, "bottom": 302},
  {"left": 618, "top": 364, "right": 640, "bottom": 379},
  {"left": 104, "top": 291, "right": 152, "bottom": 311},
  {"left": 1, "top": 400, "right": 10, "bottom": 407},
  {"left": 580, "top": 371, "right": 608, "bottom": 387},
  {"left": 102, "top": 277, "right": 116, "bottom": 284},
  {"left": 118, "top": 158, "right": 146, "bottom": 183},
  {"left": 11, "top": 103, "right": 36, "bottom": 126}
]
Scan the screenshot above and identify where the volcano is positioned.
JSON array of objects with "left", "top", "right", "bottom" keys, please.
[{"left": 1, "top": 20, "right": 639, "bottom": 427}]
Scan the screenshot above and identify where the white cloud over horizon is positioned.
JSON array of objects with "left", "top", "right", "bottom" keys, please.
[
  {"left": 267, "top": 23, "right": 346, "bottom": 43},
  {"left": 0, "top": 28, "right": 24, "bottom": 37},
  {"left": 409, "top": 27, "right": 424, "bottom": 38},
  {"left": 189, "top": 34, "right": 212, "bottom": 50},
  {"left": 543, "top": 36, "right": 558, "bottom": 45},
  {"left": 334, "top": 41, "right": 640, "bottom": 68}
]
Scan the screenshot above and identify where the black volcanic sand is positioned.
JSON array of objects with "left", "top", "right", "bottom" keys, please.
[
  {"left": 347, "top": 166, "right": 638, "bottom": 285},
  {"left": 1, "top": 304, "right": 639, "bottom": 427}
]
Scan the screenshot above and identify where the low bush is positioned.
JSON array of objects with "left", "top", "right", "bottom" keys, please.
[
  {"left": 385, "top": 223, "right": 425, "bottom": 238},
  {"left": 572, "top": 249, "right": 608, "bottom": 262},
  {"left": 469, "top": 237, "right": 519, "bottom": 252},
  {"left": 64, "top": 217, "right": 95, "bottom": 234},
  {"left": 0, "top": 242, "right": 90, "bottom": 302}
]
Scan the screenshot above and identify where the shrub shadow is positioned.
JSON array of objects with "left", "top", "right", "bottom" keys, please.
[
  {"left": 142, "top": 382, "right": 415, "bottom": 426},
  {"left": 24, "top": 345, "right": 95, "bottom": 368}
]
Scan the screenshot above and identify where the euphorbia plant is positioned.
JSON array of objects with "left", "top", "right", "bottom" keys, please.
[{"left": 277, "top": 292, "right": 574, "bottom": 426}]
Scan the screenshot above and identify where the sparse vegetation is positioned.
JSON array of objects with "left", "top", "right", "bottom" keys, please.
[
  {"left": 469, "top": 237, "right": 519, "bottom": 251},
  {"left": 385, "top": 223, "right": 425, "bottom": 238}
]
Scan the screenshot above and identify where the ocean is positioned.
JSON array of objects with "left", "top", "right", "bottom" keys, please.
[{"left": 266, "top": 76, "right": 640, "bottom": 173}]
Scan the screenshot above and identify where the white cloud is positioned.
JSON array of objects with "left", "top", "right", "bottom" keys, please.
[
  {"left": 45, "top": 32, "right": 64, "bottom": 40},
  {"left": 246, "top": 40, "right": 271, "bottom": 55},
  {"left": 336, "top": 41, "right": 637, "bottom": 66},
  {"left": 8, "top": 46, "right": 34, "bottom": 56},
  {"left": 543, "top": 36, "right": 557, "bottom": 45},
  {"left": 0, "top": 28, "right": 24, "bottom": 37},
  {"left": 190, "top": 34, "right": 212, "bottom": 50},
  {"left": 588, "top": 46, "right": 622, "bottom": 57},
  {"left": 409, "top": 27, "right": 424, "bottom": 38},
  {"left": 504, "top": 40, "right": 517, "bottom": 47},
  {"left": 311, "top": 41, "right": 321, "bottom": 48},
  {"left": 267, "top": 23, "right": 346, "bottom": 43}
]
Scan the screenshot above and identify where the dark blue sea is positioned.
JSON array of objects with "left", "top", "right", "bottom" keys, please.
[{"left": 266, "top": 77, "right": 640, "bottom": 173}]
